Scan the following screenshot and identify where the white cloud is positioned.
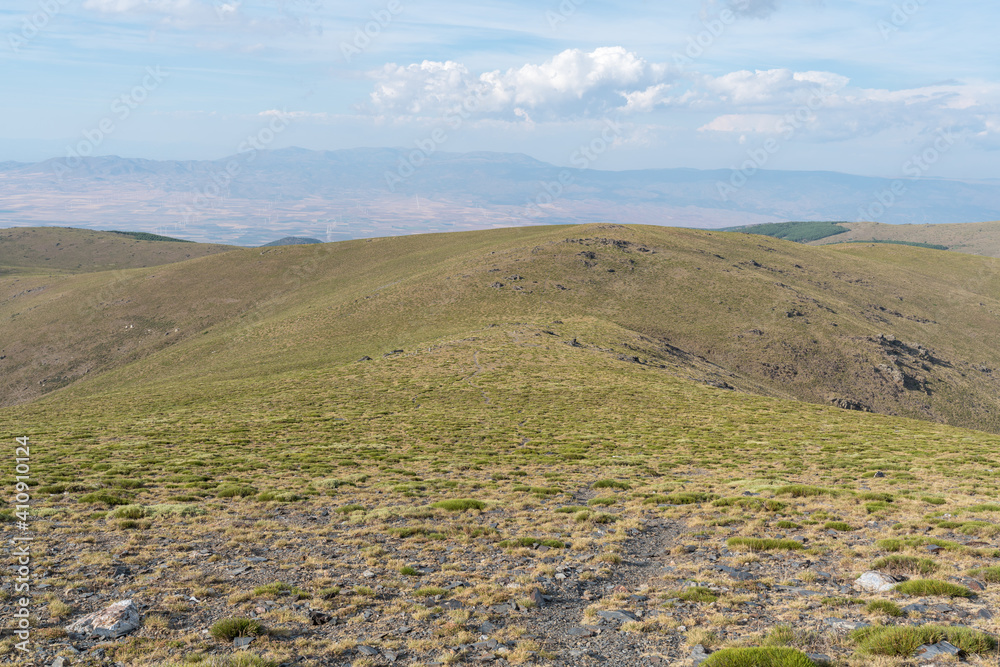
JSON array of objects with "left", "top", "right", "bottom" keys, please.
[
  {"left": 82, "top": 0, "right": 198, "bottom": 13},
  {"left": 367, "top": 47, "right": 679, "bottom": 120}
]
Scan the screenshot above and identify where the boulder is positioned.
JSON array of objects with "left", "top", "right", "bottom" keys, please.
[
  {"left": 854, "top": 571, "right": 901, "bottom": 593},
  {"left": 65, "top": 599, "right": 140, "bottom": 639}
]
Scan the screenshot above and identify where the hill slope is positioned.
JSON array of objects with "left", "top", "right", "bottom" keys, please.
[
  {"left": 807, "top": 220, "right": 1000, "bottom": 256},
  {"left": 3, "top": 224, "right": 1000, "bottom": 435},
  {"left": 0, "top": 226, "right": 235, "bottom": 274}
]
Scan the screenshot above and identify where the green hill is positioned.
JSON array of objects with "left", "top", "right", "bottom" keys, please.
[
  {"left": 4, "top": 223, "right": 1000, "bottom": 666},
  {"left": 0, "top": 226, "right": 234, "bottom": 275}
]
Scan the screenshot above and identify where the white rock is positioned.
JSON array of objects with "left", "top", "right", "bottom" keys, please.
[
  {"left": 854, "top": 571, "right": 900, "bottom": 593},
  {"left": 65, "top": 599, "right": 140, "bottom": 639}
]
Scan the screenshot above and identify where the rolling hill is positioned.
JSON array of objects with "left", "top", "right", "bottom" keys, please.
[
  {"left": 3, "top": 224, "right": 1000, "bottom": 434},
  {"left": 5, "top": 223, "right": 1000, "bottom": 666},
  {"left": 0, "top": 226, "right": 235, "bottom": 275}
]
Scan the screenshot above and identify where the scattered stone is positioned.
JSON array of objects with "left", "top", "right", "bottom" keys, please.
[
  {"left": 357, "top": 646, "right": 380, "bottom": 656},
  {"left": 824, "top": 618, "right": 871, "bottom": 632},
  {"left": 529, "top": 588, "right": 545, "bottom": 608},
  {"left": 807, "top": 654, "right": 832, "bottom": 665},
  {"left": 977, "top": 608, "right": 994, "bottom": 620},
  {"left": 309, "top": 610, "right": 333, "bottom": 626},
  {"left": 233, "top": 636, "right": 254, "bottom": 649},
  {"left": 383, "top": 650, "right": 399, "bottom": 662},
  {"left": 50, "top": 659, "right": 66, "bottom": 667},
  {"left": 596, "top": 610, "right": 639, "bottom": 623},
  {"left": 854, "top": 571, "right": 901, "bottom": 593},
  {"left": 926, "top": 545, "right": 944, "bottom": 554},
  {"left": 690, "top": 644, "right": 711, "bottom": 666},
  {"left": 566, "top": 627, "right": 596, "bottom": 638},
  {"left": 358, "top": 356, "right": 371, "bottom": 361},
  {"left": 915, "top": 641, "right": 963, "bottom": 660},
  {"left": 65, "top": 600, "right": 140, "bottom": 639},
  {"left": 712, "top": 563, "right": 759, "bottom": 581}
]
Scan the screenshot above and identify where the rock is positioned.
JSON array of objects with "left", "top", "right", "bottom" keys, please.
[
  {"left": 357, "top": 646, "right": 380, "bottom": 656},
  {"left": 691, "top": 644, "right": 711, "bottom": 666},
  {"left": 383, "top": 650, "right": 399, "bottom": 662},
  {"left": 358, "top": 356, "right": 372, "bottom": 361},
  {"left": 854, "top": 571, "right": 901, "bottom": 593},
  {"left": 951, "top": 576, "right": 986, "bottom": 592},
  {"left": 713, "top": 563, "right": 759, "bottom": 581},
  {"left": 309, "top": 610, "right": 333, "bottom": 626},
  {"left": 529, "top": 588, "right": 545, "bottom": 608},
  {"left": 824, "top": 618, "right": 871, "bottom": 632},
  {"left": 233, "top": 636, "right": 254, "bottom": 649},
  {"left": 926, "top": 545, "right": 944, "bottom": 554},
  {"left": 65, "top": 599, "right": 140, "bottom": 639},
  {"left": 50, "top": 659, "right": 66, "bottom": 667},
  {"left": 915, "top": 641, "right": 963, "bottom": 660},
  {"left": 566, "top": 627, "right": 596, "bottom": 638},
  {"left": 596, "top": 610, "right": 639, "bottom": 623},
  {"left": 807, "top": 654, "right": 832, "bottom": 666},
  {"left": 479, "top": 621, "right": 497, "bottom": 634},
  {"left": 873, "top": 471, "right": 886, "bottom": 477},
  {"left": 978, "top": 608, "right": 994, "bottom": 620}
]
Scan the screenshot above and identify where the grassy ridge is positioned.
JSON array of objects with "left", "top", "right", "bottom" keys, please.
[
  {"left": 5, "top": 223, "right": 1000, "bottom": 434},
  {"left": 808, "top": 220, "right": 1000, "bottom": 258},
  {"left": 726, "top": 221, "right": 850, "bottom": 243}
]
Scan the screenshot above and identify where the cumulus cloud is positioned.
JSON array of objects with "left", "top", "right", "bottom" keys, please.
[
  {"left": 82, "top": 0, "right": 198, "bottom": 13},
  {"left": 367, "top": 47, "right": 679, "bottom": 120}
]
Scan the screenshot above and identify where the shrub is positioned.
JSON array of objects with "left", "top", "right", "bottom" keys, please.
[
  {"left": 775, "top": 521, "right": 801, "bottom": 529},
  {"left": 675, "top": 586, "right": 718, "bottom": 603},
  {"left": 661, "top": 492, "right": 718, "bottom": 505},
  {"left": 216, "top": 486, "right": 256, "bottom": 498},
  {"left": 774, "top": 485, "right": 838, "bottom": 498},
  {"left": 110, "top": 505, "right": 147, "bottom": 520},
  {"left": 893, "top": 580, "right": 973, "bottom": 598},
  {"left": 858, "top": 492, "right": 894, "bottom": 502},
  {"left": 431, "top": 499, "right": 486, "bottom": 511},
  {"left": 555, "top": 505, "right": 589, "bottom": 513},
  {"left": 702, "top": 647, "right": 818, "bottom": 666},
  {"left": 413, "top": 587, "right": 448, "bottom": 598},
  {"left": 209, "top": 618, "right": 264, "bottom": 642},
  {"left": 79, "top": 492, "right": 129, "bottom": 507},
  {"left": 850, "top": 625, "right": 996, "bottom": 656},
  {"left": 498, "top": 537, "right": 566, "bottom": 549},
  {"left": 333, "top": 504, "right": 364, "bottom": 514},
  {"left": 727, "top": 537, "right": 804, "bottom": 552},
  {"left": 865, "top": 600, "right": 904, "bottom": 617},
  {"left": 969, "top": 566, "right": 1000, "bottom": 583},
  {"left": 399, "top": 566, "right": 421, "bottom": 576},
  {"left": 823, "top": 521, "right": 853, "bottom": 532},
  {"left": 587, "top": 497, "right": 617, "bottom": 507},
  {"left": 921, "top": 496, "right": 947, "bottom": 505},
  {"left": 872, "top": 555, "right": 937, "bottom": 577},
  {"left": 592, "top": 479, "right": 630, "bottom": 490}
]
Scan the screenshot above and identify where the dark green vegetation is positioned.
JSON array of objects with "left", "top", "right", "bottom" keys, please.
[
  {"left": 260, "top": 237, "right": 323, "bottom": 247},
  {"left": 702, "top": 647, "right": 818, "bottom": 666},
  {"left": 4, "top": 223, "right": 1000, "bottom": 665},
  {"left": 850, "top": 624, "right": 997, "bottom": 657},
  {"left": 846, "top": 240, "right": 949, "bottom": 250},
  {"left": 806, "top": 220, "right": 1000, "bottom": 257},
  {"left": 108, "top": 230, "right": 193, "bottom": 243},
  {"left": 727, "top": 221, "right": 850, "bottom": 243}
]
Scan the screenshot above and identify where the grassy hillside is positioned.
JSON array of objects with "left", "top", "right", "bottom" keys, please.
[
  {"left": 724, "top": 221, "right": 850, "bottom": 243},
  {"left": 807, "top": 220, "right": 1000, "bottom": 257},
  {"left": 4, "top": 223, "right": 1000, "bottom": 665},
  {"left": 4, "top": 303, "right": 1000, "bottom": 665},
  {"left": 0, "top": 226, "right": 234, "bottom": 274},
  {"left": 4, "top": 223, "right": 1000, "bottom": 434}
]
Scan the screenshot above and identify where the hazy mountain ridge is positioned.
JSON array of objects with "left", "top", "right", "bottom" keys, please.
[{"left": 3, "top": 148, "right": 1000, "bottom": 245}]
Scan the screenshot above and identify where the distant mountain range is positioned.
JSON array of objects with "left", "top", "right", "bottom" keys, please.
[{"left": 2, "top": 147, "right": 999, "bottom": 245}]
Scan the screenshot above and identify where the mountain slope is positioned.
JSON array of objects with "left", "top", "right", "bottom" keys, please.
[
  {"left": 0, "top": 226, "right": 235, "bottom": 274},
  {"left": 807, "top": 220, "right": 1000, "bottom": 256},
  {"left": 3, "top": 224, "right": 1000, "bottom": 435}
]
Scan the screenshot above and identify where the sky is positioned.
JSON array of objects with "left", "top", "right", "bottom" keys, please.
[{"left": 1, "top": 0, "right": 998, "bottom": 179}]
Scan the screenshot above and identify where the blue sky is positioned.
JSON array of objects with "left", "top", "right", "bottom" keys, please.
[{"left": 1, "top": 0, "right": 998, "bottom": 178}]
